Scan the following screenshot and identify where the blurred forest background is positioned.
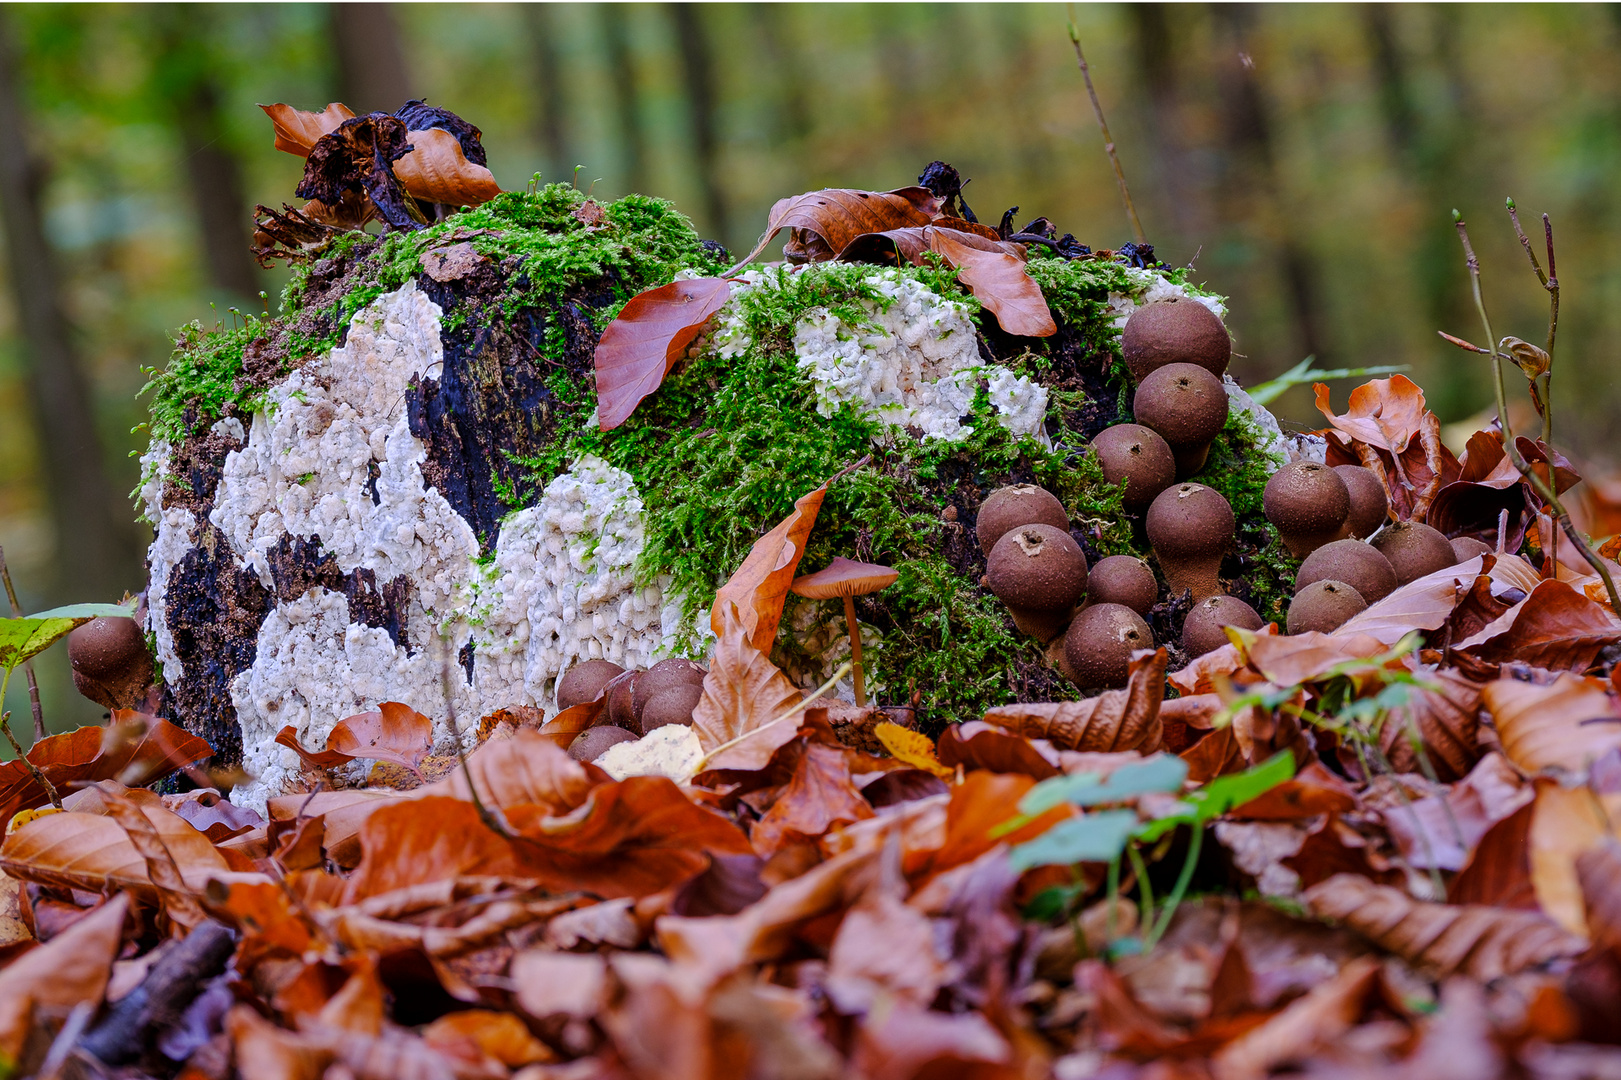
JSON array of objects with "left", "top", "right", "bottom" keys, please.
[{"left": 5, "top": 2, "right": 1621, "bottom": 739}]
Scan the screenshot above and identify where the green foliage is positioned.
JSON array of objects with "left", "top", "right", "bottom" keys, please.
[
  {"left": 137, "top": 316, "right": 267, "bottom": 445},
  {"left": 0, "top": 602, "right": 134, "bottom": 672}
]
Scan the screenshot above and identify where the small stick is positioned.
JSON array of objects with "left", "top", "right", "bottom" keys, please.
[
  {"left": 1067, "top": 6, "right": 1147, "bottom": 247},
  {"left": 843, "top": 595, "right": 867, "bottom": 707},
  {"left": 1507, "top": 199, "right": 1558, "bottom": 445},
  {"left": 0, "top": 546, "right": 47, "bottom": 743},
  {"left": 1496, "top": 508, "right": 1508, "bottom": 554}
]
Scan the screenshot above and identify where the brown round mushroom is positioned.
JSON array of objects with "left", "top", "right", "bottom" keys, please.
[
  {"left": 1091, "top": 424, "right": 1177, "bottom": 512},
  {"left": 1007, "top": 604, "right": 1075, "bottom": 644},
  {"left": 1370, "top": 521, "right": 1457, "bottom": 587},
  {"left": 1121, "top": 297, "right": 1231, "bottom": 381},
  {"left": 1295, "top": 539, "right": 1398, "bottom": 605},
  {"left": 632, "top": 657, "right": 708, "bottom": 720},
  {"left": 790, "top": 557, "right": 899, "bottom": 707},
  {"left": 67, "top": 616, "right": 154, "bottom": 710},
  {"left": 1451, "top": 535, "right": 1493, "bottom": 563},
  {"left": 1334, "top": 465, "right": 1390, "bottom": 539},
  {"left": 1180, "top": 595, "right": 1263, "bottom": 657},
  {"left": 641, "top": 682, "right": 705, "bottom": 731},
  {"left": 1263, "top": 461, "right": 1351, "bottom": 558},
  {"left": 1064, "top": 603, "right": 1154, "bottom": 689},
  {"left": 1145, "top": 483, "right": 1234, "bottom": 602},
  {"left": 986, "top": 524, "right": 1089, "bottom": 611},
  {"left": 1133, "top": 363, "right": 1230, "bottom": 478},
  {"left": 557, "top": 659, "right": 626, "bottom": 711},
  {"left": 604, "top": 669, "right": 642, "bottom": 732},
  {"left": 569, "top": 725, "right": 639, "bottom": 762},
  {"left": 1085, "top": 555, "right": 1159, "bottom": 616},
  {"left": 975, "top": 484, "right": 1069, "bottom": 554},
  {"left": 1286, "top": 580, "right": 1367, "bottom": 635}
]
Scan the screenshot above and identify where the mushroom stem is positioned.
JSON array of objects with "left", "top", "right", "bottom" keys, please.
[{"left": 843, "top": 595, "right": 866, "bottom": 707}]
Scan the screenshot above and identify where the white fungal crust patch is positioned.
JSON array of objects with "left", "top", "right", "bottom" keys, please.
[
  {"left": 1104, "top": 267, "right": 1228, "bottom": 329},
  {"left": 473, "top": 455, "right": 674, "bottom": 710}
]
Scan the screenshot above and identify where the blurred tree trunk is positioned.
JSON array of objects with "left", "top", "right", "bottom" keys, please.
[
  {"left": 330, "top": 3, "right": 414, "bottom": 114},
  {"left": 1129, "top": 4, "right": 1206, "bottom": 248},
  {"left": 750, "top": 6, "right": 811, "bottom": 149},
  {"left": 0, "top": 12, "right": 143, "bottom": 602},
  {"left": 524, "top": 3, "right": 570, "bottom": 180},
  {"left": 600, "top": 4, "right": 647, "bottom": 196},
  {"left": 152, "top": 8, "right": 260, "bottom": 301},
  {"left": 670, "top": 4, "right": 728, "bottom": 247},
  {"left": 1210, "top": 3, "right": 1326, "bottom": 365}
]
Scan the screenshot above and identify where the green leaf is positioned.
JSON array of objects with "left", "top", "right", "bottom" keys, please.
[
  {"left": 1187, "top": 751, "right": 1296, "bottom": 823},
  {"left": 0, "top": 602, "right": 135, "bottom": 671},
  {"left": 1009, "top": 810, "right": 1139, "bottom": 871},
  {"left": 1018, "top": 754, "right": 1188, "bottom": 817}
]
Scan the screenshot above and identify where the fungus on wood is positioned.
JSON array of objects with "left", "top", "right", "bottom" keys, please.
[{"left": 790, "top": 557, "right": 898, "bottom": 707}]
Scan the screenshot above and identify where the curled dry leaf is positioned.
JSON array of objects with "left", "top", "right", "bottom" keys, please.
[
  {"left": 981, "top": 648, "right": 1167, "bottom": 753},
  {"left": 1483, "top": 672, "right": 1621, "bottom": 775},
  {"left": 0, "top": 716, "right": 212, "bottom": 829},
  {"left": 100, "top": 784, "right": 209, "bottom": 929},
  {"left": 1316, "top": 375, "right": 1459, "bottom": 522},
  {"left": 0, "top": 799, "right": 240, "bottom": 898},
  {"left": 928, "top": 226, "right": 1056, "bottom": 337},
  {"left": 326, "top": 702, "right": 436, "bottom": 776},
  {"left": 0, "top": 893, "right": 128, "bottom": 1064},
  {"left": 297, "top": 114, "right": 423, "bottom": 232},
  {"left": 1304, "top": 872, "right": 1585, "bottom": 980},
  {"left": 690, "top": 609, "right": 808, "bottom": 773},
  {"left": 1378, "top": 666, "right": 1483, "bottom": 781},
  {"left": 935, "top": 720, "right": 1060, "bottom": 779},
  {"left": 750, "top": 742, "right": 874, "bottom": 856},
  {"left": 1210, "top": 956, "right": 1381, "bottom": 1080},
  {"left": 594, "top": 277, "right": 732, "bottom": 431},
  {"left": 734, "top": 186, "right": 943, "bottom": 267},
  {"left": 1456, "top": 578, "right": 1621, "bottom": 673},
  {"left": 393, "top": 127, "right": 501, "bottom": 208},
  {"left": 709, "top": 479, "right": 827, "bottom": 652},
  {"left": 260, "top": 101, "right": 355, "bottom": 156}
]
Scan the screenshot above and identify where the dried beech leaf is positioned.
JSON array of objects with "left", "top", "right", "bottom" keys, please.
[
  {"left": 297, "top": 113, "right": 423, "bottom": 232},
  {"left": 261, "top": 101, "right": 356, "bottom": 156},
  {"left": 100, "top": 784, "right": 209, "bottom": 929},
  {"left": 936, "top": 720, "right": 1059, "bottom": 779},
  {"left": 710, "top": 480, "right": 828, "bottom": 652},
  {"left": 1483, "top": 673, "right": 1621, "bottom": 775},
  {"left": 0, "top": 802, "right": 237, "bottom": 897},
  {"left": 0, "top": 893, "right": 127, "bottom": 1063},
  {"left": 750, "top": 743, "right": 873, "bottom": 856},
  {"left": 594, "top": 278, "right": 732, "bottom": 431},
  {"left": 1379, "top": 667, "right": 1483, "bottom": 781},
  {"left": 1528, "top": 781, "right": 1621, "bottom": 937},
  {"left": 275, "top": 724, "right": 347, "bottom": 771},
  {"left": 736, "top": 186, "right": 943, "bottom": 267},
  {"left": 982, "top": 648, "right": 1166, "bottom": 753},
  {"left": 393, "top": 127, "right": 501, "bottom": 208},
  {"left": 875, "top": 722, "right": 953, "bottom": 778},
  {"left": 1456, "top": 578, "right": 1621, "bottom": 672},
  {"left": 1304, "top": 872, "right": 1585, "bottom": 980},
  {"left": 690, "top": 610, "right": 808, "bottom": 773},
  {"left": 0, "top": 715, "right": 212, "bottom": 828},
  {"left": 1576, "top": 840, "right": 1621, "bottom": 954},
  {"left": 928, "top": 227, "right": 1056, "bottom": 337},
  {"left": 326, "top": 702, "right": 435, "bottom": 776},
  {"left": 1314, "top": 375, "right": 1430, "bottom": 455}
]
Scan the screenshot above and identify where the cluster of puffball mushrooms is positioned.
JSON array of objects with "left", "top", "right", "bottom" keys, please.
[
  {"left": 977, "top": 296, "right": 1484, "bottom": 690},
  {"left": 555, "top": 557, "right": 899, "bottom": 763}
]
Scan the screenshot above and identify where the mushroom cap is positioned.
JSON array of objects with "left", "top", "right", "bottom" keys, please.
[
  {"left": 1181, "top": 595, "right": 1263, "bottom": 657},
  {"left": 569, "top": 725, "right": 639, "bottom": 762},
  {"left": 1451, "top": 535, "right": 1493, "bottom": 563},
  {"left": 1334, "top": 465, "right": 1390, "bottom": 539},
  {"left": 605, "top": 670, "right": 642, "bottom": 732},
  {"left": 986, "top": 524, "right": 1089, "bottom": 610},
  {"left": 1007, "top": 603, "right": 1075, "bottom": 644},
  {"left": 1286, "top": 579, "right": 1368, "bottom": 635},
  {"left": 791, "top": 556, "right": 899, "bottom": 599},
  {"left": 67, "top": 616, "right": 154, "bottom": 710},
  {"left": 975, "top": 484, "right": 1069, "bottom": 554},
  {"left": 633, "top": 658, "right": 709, "bottom": 720},
  {"left": 1145, "top": 483, "right": 1235, "bottom": 560},
  {"left": 1371, "top": 520, "right": 1457, "bottom": 587},
  {"left": 1064, "top": 603, "right": 1154, "bottom": 689},
  {"left": 557, "top": 658, "right": 627, "bottom": 711},
  {"left": 1086, "top": 555, "right": 1159, "bottom": 615},
  {"left": 640, "top": 682, "right": 704, "bottom": 731},
  {"left": 1122, "top": 298, "right": 1231, "bottom": 381},
  {"left": 1264, "top": 461, "right": 1351, "bottom": 537},
  {"left": 1092, "top": 424, "right": 1177, "bottom": 512},
  {"left": 1295, "top": 539, "right": 1398, "bottom": 604},
  {"left": 1133, "top": 363, "right": 1229, "bottom": 452}
]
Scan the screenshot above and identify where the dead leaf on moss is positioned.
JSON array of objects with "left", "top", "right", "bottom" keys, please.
[
  {"left": 297, "top": 113, "right": 423, "bottom": 231},
  {"left": 594, "top": 277, "right": 731, "bottom": 431},
  {"left": 394, "top": 127, "right": 501, "bottom": 208},
  {"left": 734, "top": 186, "right": 943, "bottom": 267},
  {"left": 710, "top": 479, "right": 828, "bottom": 652}
]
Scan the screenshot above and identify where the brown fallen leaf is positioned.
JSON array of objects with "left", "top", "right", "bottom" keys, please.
[
  {"left": 690, "top": 609, "right": 809, "bottom": 773},
  {"left": 393, "top": 127, "right": 501, "bottom": 208},
  {"left": 1210, "top": 956, "right": 1381, "bottom": 1080},
  {"left": 0, "top": 715, "right": 213, "bottom": 828},
  {"left": 981, "top": 648, "right": 1166, "bottom": 753},
  {"left": 1528, "top": 781, "right": 1621, "bottom": 937},
  {"left": 260, "top": 101, "right": 356, "bottom": 156},
  {"left": 750, "top": 743, "right": 874, "bottom": 856},
  {"left": 1315, "top": 375, "right": 1459, "bottom": 523},
  {"left": 100, "top": 784, "right": 209, "bottom": 930},
  {"left": 734, "top": 186, "right": 943, "bottom": 267},
  {"left": 936, "top": 720, "right": 1060, "bottom": 779},
  {"left": 326, "top": 702, "right": 436, "bottom": 777},
  {"left": 1576, "top": 840, "right": 1621, "bottom": 955},
  {"left": 1456, "top": 578, "right": 1621, "bottom": 673},
  {"left": 0, "top": 799, "right": 242, "bottom": 898},
  {"left": 1483, "top": 672, "right": 1621, "bottom": 775},
  {"left": 0, "top": 894, "right": 128, "bottom": 1065},
  {"left": 709, "top": 479, "right": 828, "bottom": 653},
  {"left": 422, "top": 1009, "right": 553, "bottom": 1069},
  {"left": 163, "top": 789, "right": 263, "bottom": 842},
  {"left": 1380, "top": 752, "right": 1530, "bottom": 871},
  {"left": 1379, "top": 666, "right": 1484, "bottom": 781},
  {"left": 594, "top": 277, "right": 732, "bottom": 431},
  {"left": 928, "top": 226, "right": 1056, "bottom": 337},
  {"left": 1450, "top": 799, "right": 1538, "bottom": 908},
  {"left": 1303, "top": 873, "right": 1586, "bottom": 980}
]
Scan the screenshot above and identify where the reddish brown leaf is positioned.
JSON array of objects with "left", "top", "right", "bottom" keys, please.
[
  {"left": 594, "top": 277, "right": 731, "bottom": 430},
  {"left": 0, "top": 801, "right": 239, "bottom": 898},
  {"left": 260, "top": 101, "right": 355, "bottom": 156},
  {"left": 690, "top": 610, "right": 808, "bottom": 773},
  {"left": 1576, "top": 840, "right": 1621, "bottom": 955},
  {"left": 101, "top": 784, "right": 209, "bottom": 929},
  {"left": 914, "top": 770, "right": 1071, "bottom": 880},
  {"left": 936, "top": 721, "right": 1061, "bottom": 779},
  {"left": 1379, "top": 666, "right": 1484, "bottom": 780},
  {"left": 1241, "top": 630, "right": 1391, "bottom": 685},
  {"left": 1457, "top": 578, "right": 1621, "bottom": 672},
  {"left": 1528, "top": 781, "right": 1621, "bottom": 936},
  {"left": 1169, "top": 629, "right": 1276, "bottom": 696},
  {"left": 393, "top": 127, "right": 501, "bottom": 207},
  {"left": 710, "top": 480, "right": 828, "bottom": 653},
  {"left": 422, "top": 1009, "right": 552, "bottom": 1068},
  {"left": 274, "top": 725, "right": 347, "bottom": 771},
  {"left": 1304, "top": 873, "right": 1585, "bottom": 979},
  {"left": 326, "top": 702, "right": 435, "bottom": 776},
  {"left": 1337, "top": 551, "right": 1542, "bottom": 645},
  {"left": 736, "top": 186, "right": 943, "bottom": 266},
  {"left": 0, "top": 894, "right": 127, "bottom": 1063},
  {"left": 750, "top": 743, "right": 874, "bottom": 855},
  {"left": 981, "top": 648, "right": 1166, "bottom": 753},
  {"left": 0, "top": 715, "right": 212, "bottom": 828},
  {"left": 928, "top": 227, "right": 1056, "bottom": 337},
  {"left": 1484, "top": 673, "right": 1621, "bottom": 775},
  {"left": 1380, "top": 752, "right": 1530, "bottom": 871},
  {"left": 1227, "top": 761, "right": 1359, "bottom": 821},
  {"left": 1314, "top": 375, "right": 1430, "bottom": 455},
  {"left": 1451, "top": 799, "right": 1538, "bottom": 908},
  {"left": 1210, "top": 956, "right": 1380, "bottom": 1080}
]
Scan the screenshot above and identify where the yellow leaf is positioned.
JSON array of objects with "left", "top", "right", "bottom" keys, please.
[
  {"left": 875, "top": 722, "right": 952, "bottom": 778},
  {"left": 5, "top": 806, "right": 59, "bottom": 836}
]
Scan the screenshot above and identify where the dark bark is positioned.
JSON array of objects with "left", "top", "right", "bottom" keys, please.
[
  {"left": 329, "top": 3, "right": 414, "bottom": 115},
  {"left": 524, "top": 3, "right": 570, "bottom": 178},
  {"left": 1210, "top": 3, "right": 1327, "bottom": 364},
  {"left": 670, "top": 4, "right": 728, "bottom": 246},
  {"left": 79, "top": 919, "right": 235, "bottom": 1065},
  {"left": 0, "top": 10, "right": 144, "bottom": 603},
  {"left": 599, "top": 4, "right": 647, "bottom": 195},
  {"left": 151, "top": 8, "right": 261, "bottom": 300}
]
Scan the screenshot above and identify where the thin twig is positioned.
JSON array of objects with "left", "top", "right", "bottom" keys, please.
[
  {"left": 1066, "top": 7, "right": 1147, "bottom": 246},
  {"left": 0, "top": 546, "right": 46, "bottom": 742},
  {"left": 1507, "top": 199, "right": 1558, "bottom": 445},
  {"left": 439, "top": 635, "right": 514, "bottom": 839},
  {"left": 1453, "top": 214, "right": 1621, "bottom": 617}
]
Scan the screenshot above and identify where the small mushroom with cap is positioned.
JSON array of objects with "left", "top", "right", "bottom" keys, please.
[{"left": 790, "top": 556, "right": 898, "bottom": 708}]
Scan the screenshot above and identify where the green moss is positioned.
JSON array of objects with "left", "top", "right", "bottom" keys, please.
[
  {"left": 1200, "top": 409, "right": 1297, "bottom": 623},
  {"left": 137, "top": 315, "right": 268, "bottom": 446}
]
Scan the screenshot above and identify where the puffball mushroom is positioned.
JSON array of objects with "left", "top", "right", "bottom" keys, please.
[
  {"left": 1370, "top": 520, "right": 1457, "bottom": 587},
  {"left": 1091, "top": 424, "right": 1176, "bottom": 512},
  {"left": 1263, "top": 461, "right": 1351, "bottom": 558},
  {"left": 1064, "top": 603, "right": 1154, "bottom": 689},
  {"left": 975, "top": 484, "right": 1069, "bottom": 554},
  {"left": 986, "top": 525, "right": 1089, "bottom": 611},
  {"left": 1451, "top": 536, "right": 1493, "bottom": 562},
  {"left": 1121, "top": 297, "right": 1231, "bottom": 381},
  {"left": 557, "top": 659, "right": 626, "bottom": 711},
  {"left": 1133, "top": 363, "right": 1230, "bottom": 479},
  {"left": 1334, "top": 465, "right": 1390, "bottom": 540},
  {"left": 1295, "top": 539, "right": 1397, "bottom": 605},
  {"left": 569, "top": 725, "right": 638, "bottom": 762},
  {"left": 1286, "top": 580, "right": 1367, "bottom": 635},
  {"left": 790, "top": 556, "right": 898, "bottom": 708},
  {"left": 67, "top": 616, "right": 154, "bottom": 710},
  {"left": 1145, "top": 483, "right": 1234, "bottom": 603},
  {"left": 632, "top": 657, "right": 708, "bottom": 720},
  {"left": 1007, "top": 604, "right": 1075, "bottom": 644},
  {"left": 641, "top": 682, "right": 705, "bottom": 731},
  {"left": 1181, "top": 595, "right": 1263, "bottom": 657},
  {"left": 1085, "top": 555, "right": 1159, "bottom": 616}
]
